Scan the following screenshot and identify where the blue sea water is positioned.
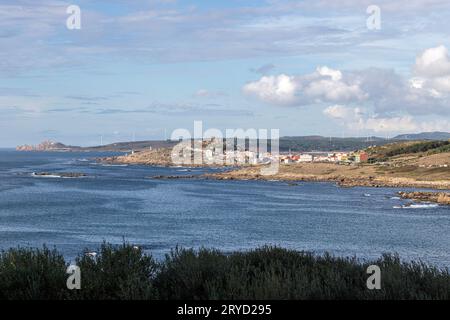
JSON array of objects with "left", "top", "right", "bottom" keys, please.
[{"left": 0, "top": 150, "right": 449, "bottom": 266}]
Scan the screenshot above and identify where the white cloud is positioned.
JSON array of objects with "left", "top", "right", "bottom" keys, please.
[
  {"left": 362, "top": 116, "right": 418, "bottom": 133},
  {"left": 323, "top": 104, "right": 450, "bottom": 134},
  {"left": 409, "top": 77, "right": 424, "bottom": 89},
  {"left": 243, "top": 67, "right": 366, "bottom": 106},
  {"left": 360, "top": 116, "right": 450, "bottom": 133},
  {"left": 410, "top": 45, "right": 450, "bottom": 99},
  {"left": 323, "top": 104, "right": 362, "bottom": 120},
  {"left": 316, "top": 66, "right": 342, "bottom": 81},
  {"left": 193, "top": 89, "right": 227, "bottom": 98},
  {"left": 242, "top": 74, "right": 299, "bottom": 106},
  {"left": 414, "top": 45, "right": 450, "bottom": 78},
  {"left": 304, "top": 78, "right": 366, "bottom": 103}
]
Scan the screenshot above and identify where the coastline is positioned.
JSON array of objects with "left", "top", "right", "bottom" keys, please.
[
  {"left": 203, "top": 164, "right": 450, "bottom": 190},
  {"left": 98, "top": 150, "right": 450, "bottom": 202}
]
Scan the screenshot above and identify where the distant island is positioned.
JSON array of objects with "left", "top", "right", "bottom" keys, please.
[
  {"left": 393, "top": 131, "right": 450, "bottom": 141},
  {"left": 16, "top": 140, "right": 76, "bottom": 151}
]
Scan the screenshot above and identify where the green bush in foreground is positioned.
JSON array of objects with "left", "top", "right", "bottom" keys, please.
[
  {"left": 71, "top": 243, "right": 158, "bottom": 300},
  {"left": 0, "top": 247, "right": 67, "bottom": 300},
  {"left": 0, "top": 244, "right": 449, "bottom": 300}
]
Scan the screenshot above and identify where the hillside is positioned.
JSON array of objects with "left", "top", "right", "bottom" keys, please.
[
  {"left": 83, "top": 140, "right": 177, "bottom": 152},
  {"left": 280, "top": 136, "right": 387, "bottom": 152},
  {"left": 366, "top": 140, "right": 450, "bottom": 165},
  {"left": 393, "top": 132, "right": 450, "bottom": 140}
]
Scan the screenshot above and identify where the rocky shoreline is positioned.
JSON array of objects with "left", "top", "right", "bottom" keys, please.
[
  {"left": 209, "top": 174, "right": 450, "bottom": 189},
  {"left": 98, "top": 149, "right": 450, "bottom": 191},
  {"left": 398, "top": 191, "right": 450, "bottom": 205},
  {"left": 205, "top": 165, "right": 450, "bottom": 190}
]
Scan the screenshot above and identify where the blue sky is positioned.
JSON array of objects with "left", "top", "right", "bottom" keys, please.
[{"left": 1, "top": 0, "right": 450, "bottom": 147}]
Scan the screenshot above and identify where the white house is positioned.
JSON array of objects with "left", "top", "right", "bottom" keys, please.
[{"left": 299, "top": 154, "right": 313, "bottom": 162}]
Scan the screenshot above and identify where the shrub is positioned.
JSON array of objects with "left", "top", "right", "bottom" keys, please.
[
  {"left": 154, "top": 247, "right": 450, "bottom": 300},
  {"left": 0, "top": 244, "right": 449, "bottom": 300},
  {"left": 69, "top": 243, "right": 158, "bottom": 300},
  {"left": 385, "top": 140, "right": 450, "bottom": 157},
  {"left": 0, "top": 246, "right": 67, "bottom": 300}
]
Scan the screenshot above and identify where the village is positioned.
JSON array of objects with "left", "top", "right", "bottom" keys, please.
[
  {"left": 171, "top": 139, "right": 370, "bottom": 166},
  {"left": 278, "top": 150, "right": 369, "bottom": 164}
]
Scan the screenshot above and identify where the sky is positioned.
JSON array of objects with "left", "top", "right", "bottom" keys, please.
[{"left": 1, "top": 0, "right": 450, "bottom": 147}]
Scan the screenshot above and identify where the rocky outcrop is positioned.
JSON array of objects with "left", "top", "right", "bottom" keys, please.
[
  {"left": 398, "top": 191, "right": 450, "bottom": 205},
  {"left": 99, "top": 148, "right": 173, "bottom": 166},
  {"left": 149, "top": 175, "right": 196, "bottom": 180}
]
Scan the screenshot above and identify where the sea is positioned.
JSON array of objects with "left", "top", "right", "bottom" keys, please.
[{"left": 0, "top": 149, "right": 449, "bottom": 266}]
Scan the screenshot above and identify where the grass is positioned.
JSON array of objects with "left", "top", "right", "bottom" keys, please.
[{"left": 0, "top": 243, "right": 449, "bottom": 300}]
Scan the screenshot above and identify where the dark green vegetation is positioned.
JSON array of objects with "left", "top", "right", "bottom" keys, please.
[
  {"left": 83, "top": 139, "right": 178, "bottom": 152},
  {"left": 428, "top": 142, "right": 450, "bottom": 155},
  {"left": 384, "top": 140, "right": 450, "bottom": 157},
  {"left": 279, "top": 136, "right": 388, "bottom": 152},
  {"left": 0, "top": 244, "right": 449, "bottom": 300},
  {"left": 367, "top": 140, "right": 450, "bottom": 163}
]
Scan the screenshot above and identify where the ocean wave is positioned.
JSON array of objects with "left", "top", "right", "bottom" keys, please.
[
  {"left": 31, "top": 173, "right": 61, "bottom": 178},
  {"left": 393, "top": 203, "right": 439, "bottom": 209},
  {"left": 408, "top": 203, "right": 439, "bottom": 209},
  {"left": 31, "top": 172, "right": 87, "bottom": 179}
]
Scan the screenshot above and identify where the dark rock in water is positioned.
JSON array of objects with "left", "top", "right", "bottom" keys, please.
[
  {"left": 398, "top": 191, "right": 450, "bottom": 205},
  {"left": 149, "top": 175, "right": 195, "bottom": 180}
]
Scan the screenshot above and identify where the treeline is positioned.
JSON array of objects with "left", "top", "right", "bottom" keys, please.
[
  {"left": 0, "top": 244, "right": 449, "bottom": 300},
  {"left": 279, "top": 136, "right": 387, "bottom": 152}
]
